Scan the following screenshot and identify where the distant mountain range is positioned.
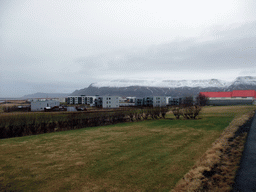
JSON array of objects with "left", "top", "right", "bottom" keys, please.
[
  {"left": 71, "top": 76, "right": 256, "bottom": 97},
  {"left": 21, "top": 76, "right": 256, "bottom": 98},
  {"left": 21, "top": 92, "right": 70, "bottom": 99}
]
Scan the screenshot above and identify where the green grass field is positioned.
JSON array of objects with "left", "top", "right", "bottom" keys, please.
[{"left": 0, "top": 105, "right": 255, "bottom": 191}]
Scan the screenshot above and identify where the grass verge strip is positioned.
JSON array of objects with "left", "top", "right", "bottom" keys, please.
[{"left": 171, "top": 110, "right": 255, "bottom": 192}]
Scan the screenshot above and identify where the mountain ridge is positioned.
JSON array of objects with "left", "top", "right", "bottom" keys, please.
[
  {"left": 90, "top": 76, "right": 256, "bottom": 88},
  {"left": 21, "top": 92, "right": 70, "bottom": 99},
  {"left": 71, "top": 76, "right": 256, "bottom": 97},
  {"left": 90, "top": 78, "right": 231, "bottom": 88},
  {"left": 20, "top": 76, "right": 256, "bottom": 98}
]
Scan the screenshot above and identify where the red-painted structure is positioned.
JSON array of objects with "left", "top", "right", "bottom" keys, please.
[
  {"left": 200, "top": 90, "right": 256, "bottom": 99},
  {"left": 232, "top": 90, "right": 256, "bottom": 98},
  {"left": 200, "top": 91, "right": 232, "bottom": 98}
]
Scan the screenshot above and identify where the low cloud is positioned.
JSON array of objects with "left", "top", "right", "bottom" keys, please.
[
  {"left": 0, "top": 81, "right": 79, "bottom": 98},
  {"left": 2, "top": 19, "right": 256, "bottom": 97},
  {"left": 76, "top": 21, "right": 256, "bottom": 80}
]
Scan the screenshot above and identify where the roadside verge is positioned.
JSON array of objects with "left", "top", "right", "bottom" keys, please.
[{"left": 171, "top": 110, "right": 255, "bottom": 192}]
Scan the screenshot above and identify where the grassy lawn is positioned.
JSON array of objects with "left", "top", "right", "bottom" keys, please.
[{"left": 0, "top": 105, "right": 255, "bottom": 191}]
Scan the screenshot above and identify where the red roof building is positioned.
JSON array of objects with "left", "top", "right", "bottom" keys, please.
[
  {"left": 200, "top": 91, "right": 232, "bottom": 98},
  {"left": 200, "top": 90, "right": 256, "bottom": 99},
  {"left": 232, "top": 90, "right": 256, "bottom": 98}
]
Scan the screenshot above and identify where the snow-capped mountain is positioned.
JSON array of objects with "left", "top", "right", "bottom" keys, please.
[
  {"left": 91, "top": 79, "right": 231, "bottom": 88},
  {"left": 71, "top": 76, "right": 256, "bottom": 97},
  {"left": 231, "top": 76, "right": 256, "bottom": 86}
]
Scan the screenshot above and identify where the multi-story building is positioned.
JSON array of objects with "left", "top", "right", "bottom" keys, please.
[
  {"left": 67, "top": 95, "right": 187, "bottom": 108},
  {"left": 135, "top": 97, "right": 144, "bottom": 106},
  {"left": 143, "top": 97, "right": 153, "bottom": 107},
  {"left": 85, "top": 96, "right": 97, "bottom": 106},
  {"left": 166, "top": 97, "right": 183, "bottom": 106},
  {"left": 67, "top": 95, "right": 96, "bottom": 105},
  {"left": 126, "top": 97, "right": 136, "bottom": 103},
  {"left": 67, "top": 96, "right": 80, "bottom": 105},
  {"left": 141, "top": 96, "right": 167, "bottom": 107},
  {"left": 153, "top": 96, "right": 166, "bottom": 107},
  {"left": 119, "top": 97, "right": 136, "bottom": 107},
  {"left": 95, "top": 96, "right": 119, "bottom": 108}
]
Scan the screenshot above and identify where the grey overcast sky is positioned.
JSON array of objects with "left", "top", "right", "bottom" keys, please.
[{"left": 1, "top": 0, "right": 256, "bottom": 97}]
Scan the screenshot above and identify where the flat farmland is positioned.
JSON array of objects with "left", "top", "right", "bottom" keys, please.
[{"left": 0, "top": 106, "right": 255, "bottom": 191}]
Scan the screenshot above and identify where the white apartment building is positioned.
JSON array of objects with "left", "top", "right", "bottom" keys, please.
[
  {"left": 95, "top": 96, "right": 119, "bottom": 108},
  {"left": 67, "top": 96, "right": 81, "bottom": 105},
  {"left": 126, "top": 97, "right": 136, "bottom": 103},
  {"left": 67, "top": 96, "right": 96, "bottom": 105},
  {"left": 85, "top": 96, "right": 97, "bottom": 106},
  {"left": 166, "top": 97, "right": 183, "bottom": 106},
  {"left": 153, "top": 96, "right": 166, "bottom": 107}
]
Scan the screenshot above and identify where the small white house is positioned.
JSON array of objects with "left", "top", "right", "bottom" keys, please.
[{"left": 31, "top": 100, "right": 60, "bottom": 111}]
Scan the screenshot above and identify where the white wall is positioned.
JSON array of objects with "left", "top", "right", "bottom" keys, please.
[
  {"left": 102, "top": 96, "right": 119, "bottom": 108},
  {"left": 31, "top": 100, "right": 60, "bottom": 111}
]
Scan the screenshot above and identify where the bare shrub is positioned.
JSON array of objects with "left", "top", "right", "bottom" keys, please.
[
  {"left": 143, "top": 109, "right": 150, "bottom": 120},
  {"left": 181, "top": 105, "right": 202, "bottom": 119},
  {"left": 152, "top": 108, "right": 161, "bottom": 119},
  {"left": 129, "top": 112, "right": 134, "bottom": 122},
  {"left": 172, "top": 95, "right": 202, "bottom": 120},
  {"left": 172, "top": 107, "right": 181, "bottom": 119},
  {"left": 161, "top": 107, "right": 169, "bottom": 118}
]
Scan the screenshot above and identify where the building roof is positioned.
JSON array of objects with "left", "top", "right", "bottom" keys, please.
[
  {"left": 200, "top": 91, "right": 232, "bottom": 98},
  {"left": 200, "top": 90, "right": 256, "bottom": 98},
  {"left": 232, "top": 90, "right": 256, "bottom": 98}
]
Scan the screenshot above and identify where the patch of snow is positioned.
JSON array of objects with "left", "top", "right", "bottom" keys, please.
[{"left": 146, "top": 87, "right": 153, "bottom": 93}]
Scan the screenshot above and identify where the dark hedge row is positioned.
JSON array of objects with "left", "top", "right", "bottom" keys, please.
[
  {"left": 0, "top": 107, "right": 169, "bottom": 139},
  {"left": 3, "top": 105, "right": 31, "bottom": 112}
]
